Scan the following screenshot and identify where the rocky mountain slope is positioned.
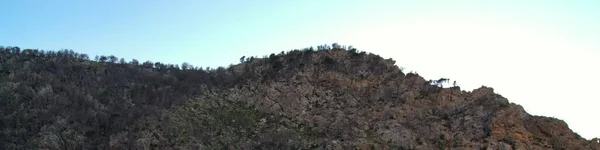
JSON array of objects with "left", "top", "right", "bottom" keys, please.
[{"left": 0, "top": 45, "right": 598, "bottom": 149}]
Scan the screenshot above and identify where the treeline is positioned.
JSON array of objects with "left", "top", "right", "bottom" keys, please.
[
  {"left": 2, "top": 43, "right": 363, "bottom": 72},
  {"left": 1, "top": 46, "right": 198, "bottom": 71}
]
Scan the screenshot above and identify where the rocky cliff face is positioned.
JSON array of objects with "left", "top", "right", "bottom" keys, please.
[
  {"left": 190, "top": 49, "right": 598, "bottom": 149},
  {"left": 1, "top": 46, "right": 598, "bottom": 149}
]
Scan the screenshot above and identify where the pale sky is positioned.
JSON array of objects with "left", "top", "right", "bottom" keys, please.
[{"left": 1, "top": 0, "right": 598, "bottom": 139}]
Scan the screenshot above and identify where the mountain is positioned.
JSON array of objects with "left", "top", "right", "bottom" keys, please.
[{"left": 0, "top": 45, "right": 598, "bottom": 150}]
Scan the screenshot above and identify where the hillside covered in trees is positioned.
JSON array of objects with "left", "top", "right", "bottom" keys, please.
[{"left": 0, "top": 44, "right": 598, "bottom": 149}]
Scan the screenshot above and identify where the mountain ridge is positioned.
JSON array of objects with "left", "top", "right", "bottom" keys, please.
[{"left": 0, "top": 45, "right": 598, "bottom": 149}]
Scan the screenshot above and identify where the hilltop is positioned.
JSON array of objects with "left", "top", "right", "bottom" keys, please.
[{"left": 0, "top": 44, "right": 598, "bottom": 149}]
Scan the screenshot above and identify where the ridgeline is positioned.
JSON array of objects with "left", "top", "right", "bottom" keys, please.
[{"left": 0, "top": 44, "right": 598, "bottom": 149}]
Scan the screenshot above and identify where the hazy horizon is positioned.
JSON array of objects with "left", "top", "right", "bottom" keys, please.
[{"left": 1, "top": 0, "right": 599, "bottom": 139}]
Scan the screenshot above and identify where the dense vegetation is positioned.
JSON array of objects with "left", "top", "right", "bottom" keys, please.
[{"left": 0, "top": 44, "right": 370, "bottom": 149}]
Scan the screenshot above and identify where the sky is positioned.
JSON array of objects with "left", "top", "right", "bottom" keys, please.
[{"left": 1, "top": 0, "right": 599, "bottom": 139}]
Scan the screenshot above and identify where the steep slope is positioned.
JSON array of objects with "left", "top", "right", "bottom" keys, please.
[{"left": 0, "top": 45, "right": 598, "bottom": 149}]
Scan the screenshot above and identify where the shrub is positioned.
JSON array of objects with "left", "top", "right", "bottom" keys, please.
[{"left": 323, "top": 56, "right": 335, "bottom": 65}]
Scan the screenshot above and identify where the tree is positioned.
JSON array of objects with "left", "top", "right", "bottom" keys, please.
[
  {"left": 240, "top": 56, "right": 246, "bottom": 63},
  {"left": 317, "top": 44, "right": 330, "bottom": 51},
  {"left": 268, "top": 53, "right": 278, "bottom": 64},
  {"left": 99, "top": 56, "right": 108, "bottom": 63},
  {"left": 182, "top": 62, "right": 190, "bottom": 71},
  {"left": 108, "top": 55, "right": 118, "bottom": 63},
  {"left": 435, "top": 78, "right": 450, "bottom": 88},
  {"left": 11, "top": 46, "right": 21, "bottom": 54},
  {"left": 143, "top": 61, "right": 154, "bottom": 68},
  {"left": 57, "top": 50, "right": 64, "bottom": 57},
  {"left": 348, "top": 46, "right": 358, "bottom": 54},
  {"left": 332, "top": 43, "right": 341, "bottom": 49},
  {"left": 131, "top": 59, "right": 139, "bottom": 65},
  {"left": 155, "top": 62, "right": 165, "bottom": 70},
  {"left": 79, "top": 54, "right": 89, "bottom": 60}
]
